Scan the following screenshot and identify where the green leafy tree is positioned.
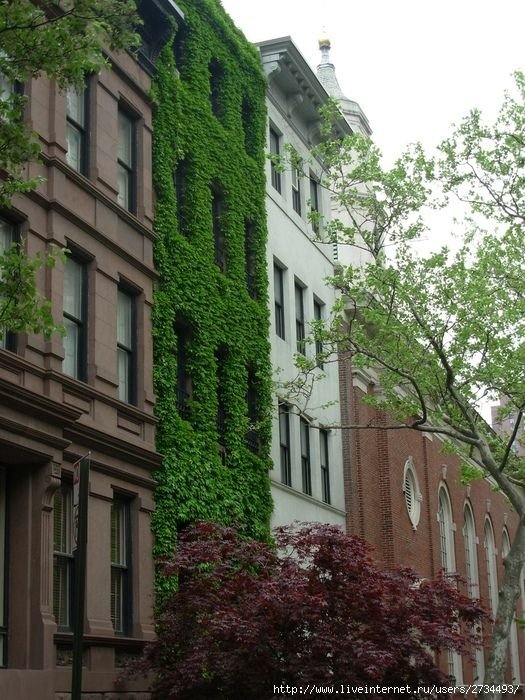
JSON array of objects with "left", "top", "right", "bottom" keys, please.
[
  {"left": 0, "top": 0, "right": 139, "bottom": 337},
  {"left": 286, "top": 76, "right": 525, "bottom": 695}
]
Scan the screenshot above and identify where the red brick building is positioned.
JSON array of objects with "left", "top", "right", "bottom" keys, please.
[{"left": 341, "top": 365, "right": 524, "bottom": 684}]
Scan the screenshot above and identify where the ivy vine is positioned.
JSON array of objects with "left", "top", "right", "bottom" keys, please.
[{"left": 151, "top": 0, "right": 274, "bottom": 573}]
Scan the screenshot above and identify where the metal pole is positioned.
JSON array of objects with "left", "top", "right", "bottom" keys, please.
[{"left": 71, "top": 454, "right": 90, "bottom": 700}]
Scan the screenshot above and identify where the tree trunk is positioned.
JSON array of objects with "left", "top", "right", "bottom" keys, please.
[{"left": 483, "top": 517, "right": 525, "bottom": 698}]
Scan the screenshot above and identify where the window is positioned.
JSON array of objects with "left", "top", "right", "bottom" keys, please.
[
  {"left": 291, "top": 165, "right": 301, "bottom": 215},
  {"left": 403, "top": 458, "right": 421, "bottom": 529},
  {"left": 209, "top": 59, "right": 223, "bottom": 119},
  {"left": 300, "top": 418, "right": 311, "bottom": 496},
  {"left": 62, "top": 256, "right": 86, "bottom": 380},
  {"left": 269, "top": 127, "right": 281, "bottom": 193},
  {"left": 173, "top": 23, "right": 187, "bottom": 73},
  {"left": 53, "top": 481, "right": 73, "bottom": 630},
  {"left": 242, "top": 98, "right": 256, "bottom": 157},
  {"left": 464, "top": 504, "right": 484, "bottom": 680},
  {"left": 0, "top": 468, "right": 6, "bottom": 666},
  {"left": 274, "top": 263, "right": 285, "bottom": 339},
  {"left": 117, "top": 108, "right": 135, "bottom": 213},
  {"left": 211, "top": 185, "right": 226, "bottom": 272},
  {"left": 245, "top": 220, "right": 256, "bottom": 298},
  {"left": 463, "top": 504, "right": 479, "bottom": 598},
  {"left": 175, "top": 319, "right": 192, "bottom": 420},
  {"left": 246, "top": 369, "right": 259, "bottom": 453},
  {"left": 309, "top": 176, "right": 320, "bottom": 234},
  {"left": 295, "top": 282, "right": 305, "bottom": 355},
  {"left": 438, "top": 489, "right": 462, "bottom": 682},
  {"left": 117, "top": 289, "right": 135, "bottom": 404},
  {"left": 484, "top": 518, "right": 498, "bottom": 615},
  {"left": 502, "top": 530, "right": 521, "bottom": 684},
  {"left": 0, "top": 217, "right": 16, "bottom": 351},
  {"left": 279, "top": 403, "right": 291, "bottom": 486},
  {"left": 313, "top": 299, "right": 323, "bottom": 367},
  {"left": 174, "top": 158, "right": 187, "bottom": 235},
  {"left": 320, "top": 429, "right": 330, "bottom": 504},
  {"left": 0, "top": 72, "right": 12, "bottom": 101},
  {"left": 110, "top": 497, "right": 131, "bottom": 635},
  {"left": 438, "top": 486, "right": 455, "bottom": 574},
  {"left": 66, "top": 86, "right": 87, "bottom": 174}
]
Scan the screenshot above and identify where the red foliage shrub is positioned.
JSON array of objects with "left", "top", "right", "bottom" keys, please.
[{"left": 135, "top": 522, "right": 488, "bottom": 699}]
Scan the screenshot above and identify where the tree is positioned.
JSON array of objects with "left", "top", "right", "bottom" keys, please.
[
  {"left": 133, "top": 521, "right": 487, "bottom": 699},
  {"left": 0, "top": 1, "right": 139, "bottom": 337},
  {"left": 285, "top": 74, "right": 525, "bottom": 695}
]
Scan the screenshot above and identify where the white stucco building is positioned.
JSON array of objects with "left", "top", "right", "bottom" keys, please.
[{"left": 258, "top": 37, "right": 352, "bottom": 528}]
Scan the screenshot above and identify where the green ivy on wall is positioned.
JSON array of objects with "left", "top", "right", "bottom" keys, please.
[{"left": 151, "top": 0, "right": 273, "bottom": 568}]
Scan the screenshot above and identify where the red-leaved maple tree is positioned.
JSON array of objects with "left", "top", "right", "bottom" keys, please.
[{"left": 136, "top": 522, "right": 488, "bottom": 699}]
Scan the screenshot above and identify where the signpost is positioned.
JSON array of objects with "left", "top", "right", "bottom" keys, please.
[{"left": 71, "top": 453, "right": 90, "bottom": 700}]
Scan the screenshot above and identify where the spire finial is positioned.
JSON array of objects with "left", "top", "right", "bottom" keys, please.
[{"left": 318, "top": 28, "right": 331, "bottom": 64}]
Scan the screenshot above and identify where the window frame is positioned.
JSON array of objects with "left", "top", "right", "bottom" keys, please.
[
  {"left": 269, "top": 126, "right": 282, "bottom": 193},
  {"left": 117, "top": 107, "right": 136, "bottom": 214},
  {"left": 65, "top": 85, "right": 88, "bottom": 175},
  {"left": 313, "top": 298, "right": 323, "bottom": 368},
  {"left": 62, "top": 254, "right": 87, "bottom": 381},
  {"left": 117, "top": 287, "right": 136, "bottom": 405},
  {"left": 484, "top": 517, "right": 498, "bottom": 615},
  {"left": 320, "top": 429, "right": 330, "bottom": 504},
  {"left": 300, "top": 417, "right": 312, "bottom": 496},
  {"left": 279, "top": 402, "right": 291, "bottom": 486},
  {"left": 309, "top": 175, "right": 320, "bottom": 234},
  {"left": 403, "top": 457, "right": 422, "bottom": 529},
  {"left": 438, "top": 485, "right": 456, "bottom": 574},
  {"left": 295, "top": 282, "right": 305, "bottom": 355},
  {"left": 274, "top": 263, "right": 285, "bottom": 340},
  {"left": 0, "top": 217, "right": 17, "bottom": 352},
  {"left": 211, "top": 184, "right": 226, "bottom": 273},
  {"left": 53, "top": 480, "right": 74, "bottom": 631},
  {"left": 291, "top": 165, "right": 301, "bottom": 215},
  {"left": 110, "top": 495, "right": 132, "bottom": 636},
  {"left": 208, "top": 59, "right": 223, "bottom": 119}
]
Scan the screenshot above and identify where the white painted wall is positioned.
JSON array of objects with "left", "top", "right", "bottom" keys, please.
[{"left": 265, "top": 97, "right": 346, "bottom": 530}]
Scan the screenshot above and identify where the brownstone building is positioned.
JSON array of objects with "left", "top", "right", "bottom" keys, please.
[
  {"left": 0, "top": 1, "right": 183, "bottom": 697},
  {"left": 341, "top": 366, "right": 525, "bottom": 684}
]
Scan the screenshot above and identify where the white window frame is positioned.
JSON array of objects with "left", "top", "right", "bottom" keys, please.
[
  {"left": 463, "top": 502, "right": 484, "bottom": 680},
  {"left": 484, "top": 517, "right": 498, "bottom": 615},
  {"left": 403, "top": 457, "right": 422, "bottom": 529}
]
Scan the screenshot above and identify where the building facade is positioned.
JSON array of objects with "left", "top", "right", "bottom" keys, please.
[
  {"left": 0, "top": 1, "right": 183, "bottom": 698},
  {"left": 151, "top": 0, "right": 274, "bottom": 553},
  {"left": 258, "top": 37, "right": 348, "bottom": 529}
]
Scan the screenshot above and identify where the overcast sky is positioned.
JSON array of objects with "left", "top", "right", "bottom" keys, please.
[{"left": 221, "top": 0, "right": 525, "bottom": 165}]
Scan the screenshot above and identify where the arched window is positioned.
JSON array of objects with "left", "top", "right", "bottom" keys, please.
[
  {"left": 484, "top": 518, "right": 498, "bottom": 615},
  {"left": 438, "top": 486, "right": 462, "bottom": 682},
  {"left": 502, "top": 529, "right": 521, "bottom": 684},
  {"left": 438, "top": 486, "right": 456, "bottom": 573},
  {"left": 463, "top": 503, "right": 484, "bottom": 680}
]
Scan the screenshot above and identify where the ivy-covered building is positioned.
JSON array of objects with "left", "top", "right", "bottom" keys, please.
[{"left": 151, "top": 0, "right": 274, "bottom": 558}]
